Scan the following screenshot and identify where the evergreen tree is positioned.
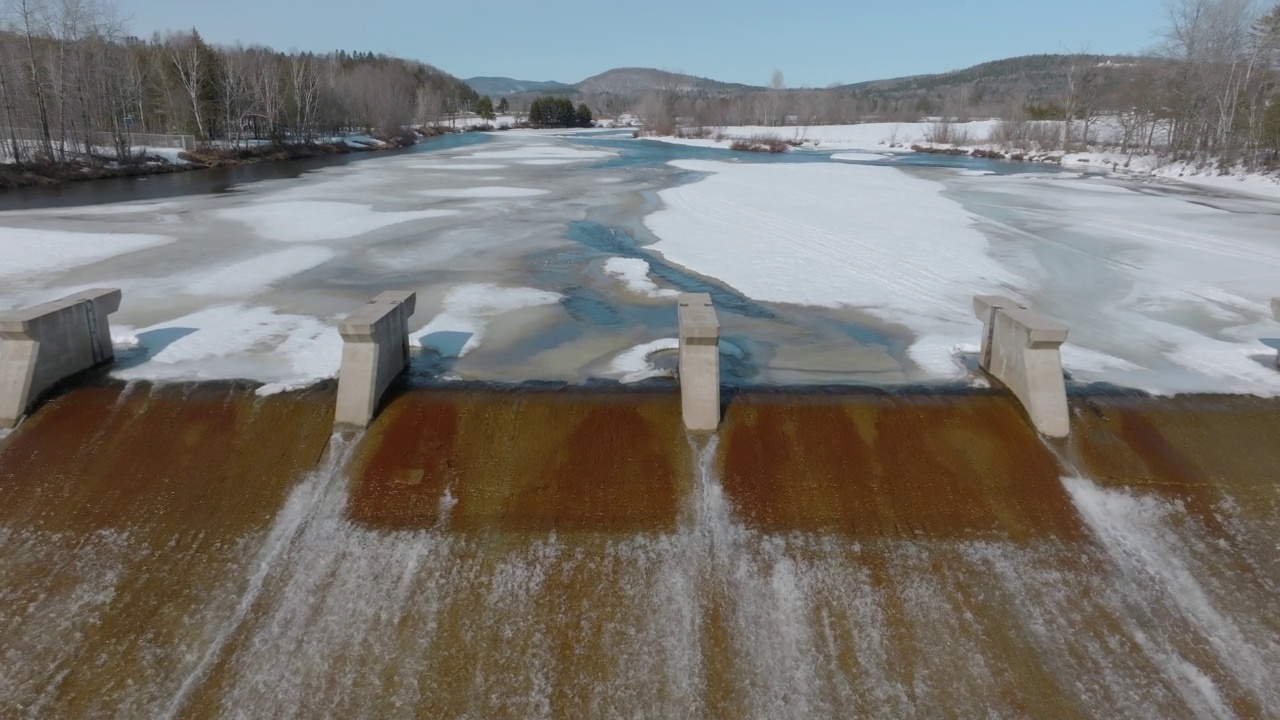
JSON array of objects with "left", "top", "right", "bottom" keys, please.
[
  {"left": 576, "top": 103, "right": 593, "bottom": 127},
  {"left": 476, "top": 96, "right": 495, "bottom": 121},
  {"left": 496, "top": 96, "right": 509, "bottom": 114}
]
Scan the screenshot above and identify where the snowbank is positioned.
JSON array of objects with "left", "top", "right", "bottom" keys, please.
[{"left": 644, "top": 122, "right": 998, "bottom": 152}]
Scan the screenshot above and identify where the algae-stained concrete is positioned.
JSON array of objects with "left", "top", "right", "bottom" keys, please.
[
  {"left": 346, "top": 386, "right": 691, "bottom": 533},
  {"left": 0, "top": 381, "right": 334, "bottom": 531},
  {"left": 719, "top": 390, "right": 1081, "bottom": 540}
]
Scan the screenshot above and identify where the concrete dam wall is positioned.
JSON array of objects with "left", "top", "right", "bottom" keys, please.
[{"left": 1, "top": 380, "right": 1277, "bottom": 718}]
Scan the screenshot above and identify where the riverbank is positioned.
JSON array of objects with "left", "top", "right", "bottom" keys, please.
[
  {"left": 0, "top": 127, "right": 455, "bottom": 190},
  {"left": 642, "top": 121, "right": 1280, "bottom": 198}
]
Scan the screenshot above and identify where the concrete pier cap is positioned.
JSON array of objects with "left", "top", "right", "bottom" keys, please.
[
  {"left": 0, "top": 288, "right": 123, "bottom": 428},
  {"left": 677, "top": 292, "right": 721, "bottom": 432},
  {"left": 334, "top": 290, "right": 417, "bottom": 430},
  {"left": 972, "top": 294, "right": 1070, "bottom": 438}
]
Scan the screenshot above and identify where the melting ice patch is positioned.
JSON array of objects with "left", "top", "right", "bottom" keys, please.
[
  {"left": 462, "top": 144, "right": 615, "bottom": 162},
  {"left": 607, "top": 338, "right": 680, "bottom": 383},
  {"left": 112, "top": 305, "right": 342, "bottom": 392},
  {"left": 0, "top": 227, "right": 172, "bottom": 279},
  {"left": 182, "top": 247, "right": 337, "bottom": 297},
  {"left": 411, "top": 283, "right": 561, "bottom": 358},
  {"left": 644, "top": 159, "right": 1021, "bottom": 380},
  {"left": 603, "top": 257, "right": 679, "bottom": 299},
  {"left": 218, "top": 201, "right": 456, "bottom": 243},
  {"left": 419, "top": 187, "right": 549, "bottom": 199}
]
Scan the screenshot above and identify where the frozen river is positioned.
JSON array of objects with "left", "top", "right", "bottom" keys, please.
[{"left": 2, "top": 129, "right": 1278, "bottom": 396}]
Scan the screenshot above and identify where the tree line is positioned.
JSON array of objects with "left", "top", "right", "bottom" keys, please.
[
  {"left": 624, "top": 0, "right": 1280, "bottom": 170},
  {"left": 0, "top": 0, "right": 479, "bottom": 169},
  {"left": 527, "top": 96, "right": 593, "bottom": 127}
]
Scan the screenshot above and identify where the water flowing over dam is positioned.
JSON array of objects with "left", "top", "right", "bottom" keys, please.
[{"left": 1, "top": 381, "right": 1277, "bottom": 718}]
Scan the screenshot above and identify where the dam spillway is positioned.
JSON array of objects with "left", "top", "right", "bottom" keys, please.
[{"left": 1, "top": 382, "right": 1277, "bottom": 718}]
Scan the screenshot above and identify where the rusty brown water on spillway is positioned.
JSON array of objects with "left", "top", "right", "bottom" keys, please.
[{"left": 0, "top": 382, "right": 1277, "bottom": 718}]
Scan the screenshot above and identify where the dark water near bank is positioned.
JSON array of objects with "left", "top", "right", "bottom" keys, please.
[
  {"left": 0, "top": 132, "right": 494, "bottom": 211},
  {"left": 0, "top": 128, "right": 1061, "bottom": 213}
]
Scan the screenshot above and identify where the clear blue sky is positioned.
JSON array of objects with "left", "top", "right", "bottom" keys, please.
[{"left": 120, "top": 0, "right": 1171, "bottom": 86}]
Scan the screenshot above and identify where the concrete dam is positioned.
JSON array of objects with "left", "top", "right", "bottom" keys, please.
[
  {"left": 3, "top": 132, "right": 1280, "bottom": 719},
  {"left": 1, "top": 340, "right": 1278, "bottom": 716}
]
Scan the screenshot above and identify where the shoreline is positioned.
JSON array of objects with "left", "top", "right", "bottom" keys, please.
[{"left": 0, "top": 127, "right": 459, "bottom": 191}]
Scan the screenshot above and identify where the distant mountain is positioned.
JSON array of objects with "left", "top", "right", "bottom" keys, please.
[
  {"left": 574, "top": 68, "right": 761, "bottom": 96},
  {"left": 837, "top": 54, "right": 1147, "bottom": 104},
  {"left": 465, "top": 77, "right": 575, "bottom": 97}
]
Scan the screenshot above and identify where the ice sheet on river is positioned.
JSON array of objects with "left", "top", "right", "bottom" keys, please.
[
  {"left": 2, "top": 132, "right": 1280, "bottom": 396},
  {"left": 642, "top": 158, "right": 1280, "bottom": 394}
]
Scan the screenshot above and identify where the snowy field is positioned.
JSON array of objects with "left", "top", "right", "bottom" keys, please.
[
  {"left": 646, "top": 121, "right": 1280, "bottom": 200},
  {"left": 1, "top": 130, "right": 1279, "bottom": 396}
]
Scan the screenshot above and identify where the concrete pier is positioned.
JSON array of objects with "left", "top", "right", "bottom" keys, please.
[
  {"left": 334, "top": 291, "right": 417, "bottom": 430},
  {"left": 677, "top": 293, "right": 720, "bottom": 432},
  {"left": 973, "top": 295, "right": 1070, "bottom": 438},
  {"left": 0, "top": 288, "right": 122, "bottom": 428}
]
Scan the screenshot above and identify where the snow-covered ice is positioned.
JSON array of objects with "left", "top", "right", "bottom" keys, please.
[
  {"left": 420, "top": 187, "right": 549, "bottom": 199},
  {"left": 4, "top": 129, "right": 1280, "bottom": 395},
  {"left": 603, "top": 258, "right": 679, "bottom": 299},
  {"left": 0, "top": 227, "right": 172, "bottom": 280},
  {"left": 182, "top": 247, "right": 338, "bottom": 297},
  {"left": 112, "top": 305, "right": 341, "bottom": 394},
  {"left": 218, "top": 201, "right": 457, "bottom": 243},
  {"left": 645, "top": 159, "right": 1020, "bottom": 378},
  {"left": 411, "top": 283, "right": 562, "bottom": 358},
  {"left": 607, "top": 338, "right": 680, "bottom": 383}
]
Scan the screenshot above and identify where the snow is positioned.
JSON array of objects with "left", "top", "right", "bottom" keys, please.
[
  {"left": 218, "top": 201, "right": 457, "bottom": 243},
  {"left": 644, "top": 122, "right": 998, "bottom": 152},
  {"left": 645, "top": 159, "right": 1020, "bottom": 379},
  {"left": 0, "top": 227, "right": 172, "bottom": 279},
  {"left": 1149, "top": 164, "right": 1280, "bottom": 201},
  {"left": 411, "top": 283, "right": 562, "bottom": 358},
  {"left": 111, "top": 305, "right": 342, "bottom": 394},
  {"left": 948, "top": 172, "right": 1280, "bottom": 394},
  {"left": 420, "top": 187, "right": 549, "bottom": 199},
  {"left": 607, "top": 338, "right": 680, "bottom": 383},
  {"left": 603, "top": 258, "right": 679, "bottom": 298}
]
